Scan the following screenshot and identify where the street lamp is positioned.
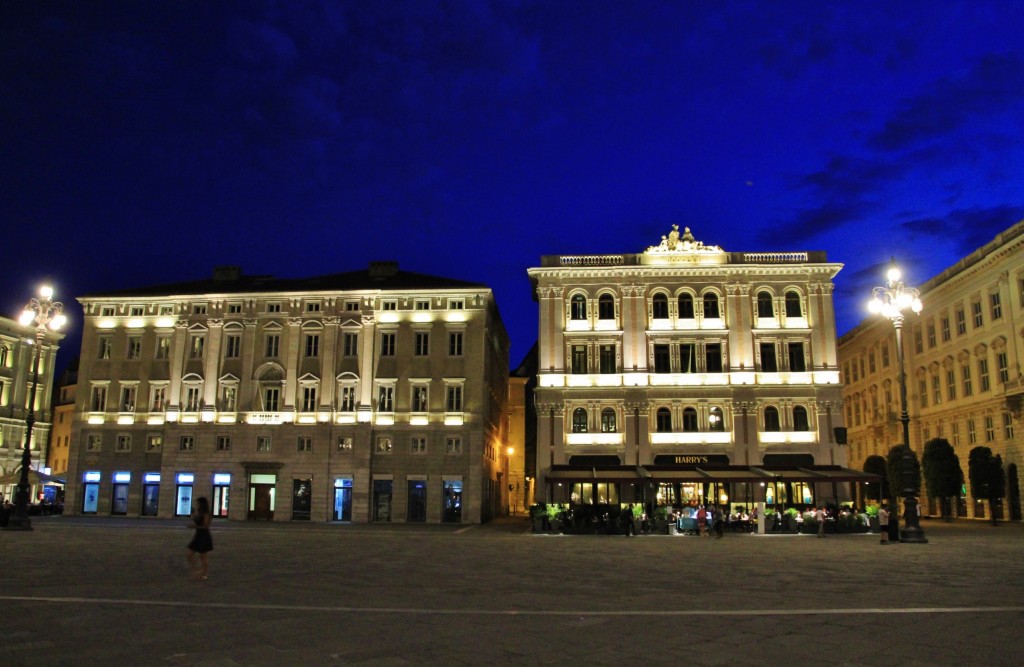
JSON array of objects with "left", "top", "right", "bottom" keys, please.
[
  {"left": 868, "top": 260, "right": 927, "bottom": 544},
  {"left": 6, "top": 285, "right": 66, "bottom": 531}
]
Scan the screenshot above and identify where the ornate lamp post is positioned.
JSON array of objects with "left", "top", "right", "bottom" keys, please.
[
  {"left": 868, "top": 261, "right": 927, "bottom": 543},
  {"left": 5, "top": 285, "right": 66, "bottom": 531}
]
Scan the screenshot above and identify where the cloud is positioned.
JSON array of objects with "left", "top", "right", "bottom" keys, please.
[{"left": 899, "top": 204, "right": 1024, "bottom": 253}]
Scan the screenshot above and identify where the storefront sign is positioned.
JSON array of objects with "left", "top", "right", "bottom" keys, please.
[{"left": 653, "top": 454, "right": 730, "bottom": 466}]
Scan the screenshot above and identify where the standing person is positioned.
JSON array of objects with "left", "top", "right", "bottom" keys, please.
[
  {"left": 187, "top": 497, "right": 214, "bottom": 580},
  {"left": 878, "top": 504, "right": 889, "bottom": 545},
  {"left": 697, "top": 505, "right": 708, "bottom": 538},
  {"left": 815, "top": 506, "right": 826, "bottom": 538},
  {"left": 714, "top": 505, "right": 725, "bottom": 538}
]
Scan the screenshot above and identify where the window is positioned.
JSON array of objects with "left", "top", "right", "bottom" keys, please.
[
  {"left": 448, "top": 332, "right": 463, "bottom": 356},
  {"left": 305, "top": 334, "right": 320, "bottom": 357},
  {"left": 264, "top": 387, "right": 280, "bottom": 411},
  {"left": 412, "top": 385, "right": 428, "bottom": 412},
  {"left": 185, "top": 386, "right": 201, "bottom": 412},
  {"left": 216, "top": 436, "right": 231, "bottom": 451},
  {"left": 793, "top": 406, "right": 810, "bottom": 431},
  {"left": 448, "top": 299, "right": 464, "bottom": 310},
  {"left": 678, "top": 293, "right": 694, "bottom": 319},
  {"left": 150, "top": 386, "right": 166, "bottom": 412},
  {"left": 918, "top": 379, "right": 928, "bottom": 408},
  {"left": 257, "top": 436, "right": 272, "bottom": 452},
  {"left": 785, "top": 291, "right": 802, "bottom": 317},
  {"left": 87, "top": 434, "right": 102, "bottom": 452},
  {"left": 978, "top": 358, "right": 990, "bottom": 392},
  {"left": 708, "top": 407, "right": 724, "bottom": 431},
  {"left": 301, "top": 386, "right": 317, "bottom": 412},
  {"left": 652, "top": 293, "right": 668, "bottom": 319},
  {"left": 116, "top": 435, "right": 131, "bottom": 452},
  {"left": 192, "top": 304, "right": 207, "bottom": 315},
  {"left": 656, "top": 407, "right": 672, "bottom": 432},
  {"left": 446, "top": 437, "right": 463, "bottom": 455},
  {"left": 345, "top": 301, "right": 359, "bottom": 311},
  {"left": 703, "top": 293, "right": 720, "bottom": 318},
  {"left": 127, "top": 336, "right": 141, "bottom": 360},
  {"left": 188, "top": 335, "right": 205, "bottom": 359},
  {"left": 757, "top": 291, "right": 773, "bottom": 318},
  {"left": 265, "top": 334, "right": 280, "bottom": 357},
  {"left": 339, "top": 386, "right": 357, "bottom": 411},
  {"left": 446, "top": 385, "right": 463, "bottom": 412},
  {"left": 946, "top": 370, "right": 957, "bottom": 401},
  {"left": 571, "top": 345, "right": 588, "bottom": 374},
  {"left": 1004, "top": 413, "right": 1015, "bottom": 440},
  {"left": 158, "top": 305, "right": 174, "bottom": 316},
  {"left": 90, "top": 386, "right": 107, "bottom": 412},
  {"left": 682, "top": 407, "right": 698, "bottom": 432},
  {"left": 572, "top": 407, "right": 588, "bottom": 433},
  {"left": 382, "top": 301, "right": 397, "bottom": 311},
  {"left": 996, "top": 351, "right": 1009, "bottom": 383},
  {"left": 298, "top": 437, "right": 313, "bottom": 452},
  {"left": 985, "top": 416, "right": 995, "bottom": 443},
  {"left": 787, "top": 342, "right": 806, "bottom": 372},
  {"left": 375, "top": 437, "right": 392, "bottom": 454},
  {"left": 98, "top": 337, "right": 112, "bottom": 360},
  {"left": 380, "top": 332, "right": 396, "bottom": 356},
  {"left": 343, "top": 333, "right": 358, "bottom": 356},
  {"left": 267, "top": 303, "right": 282, "bottom": 313},
  {"left": 415, "top": 300, "right": 431, "bottom": 311},
  {"left": 913, "top": 328, "right": 923, "bottom": 354},
  {"left": 227, "top": 303, "right": 242, "bottom": 314},
  {"left": 951, "top": 422, "right": 960, "bottom": 446},
  {"left": 129, "top": 306, "right": 145, "bottom": 317},
  {"left": 759, "top": 342, "right": 778, "bottom": 373},
  {"left": 881, "top": 345, "right": 890, "bottom": 368},
  {"left": 338, "top": 437, "right": 353, "bottom": 451},
  {"left": 155, "top": 335, "right": 170, "bottom": 360},
  {"left": 146, "top": 435, "right": 162, "bottom": 452},
  {"left": 763, "top": 407, "right": 781, "bottom": 432},
  {"left": 119, "top": 386, "right": 136, "bottom": 412},
  {"left": 601, "top": 408, "right": 617, "bottom": 433},
  {"left": 931, "top": 375, "right": 941, "bottom": 405},
  {"left": 962, "top": 364, "right": 973, "bottom": 396},
  {"left": 599, "top": 345, "right": 616, "bottom": 374},
  {"left": 414, "top": 332, "right": 429, "bottom": 356},
  {"left": 955, "top": 307, "right": 966, "bottom": 335},
  {"left": 225, "top": 334, "right": 241, "bottom": 358},
  {"left": 941, "top": 316, "right": 950, "bottom": 342},
  {"left": 972, "top": 301, "right": 983, "bottom": 328},
  {"left": 678, "top": 343, "right": 696, "bottom": 373},
  {"left": 705, "top": 343, "right": 723, "bottom": 373},
  {"left": 378, "top": 386, "right": 394, "bottom": 412},
  {"left": 967, "top": 419, "right": 977, "bottom": 444},
  {"left": 305, "top": 301, "right": 321, "bottom": 312},
  {"left": 411, "top": 437, "right": 426, "bottom": 454},
  {"left": 179, "top": 436, "right": 195, "bottom": 452},
  {"left": 868, "top": 352, "right": 876, "bottom": 374},
  {"left": 570, "top": 294, "right": 587, "bottom": 320},
  {"left": 927, "top": 323, "right": 936, "bottom": 348},
  {"left": 101, "top": 306, "right": 115, "bottom": 317},
  {"left": 653, "top": 344, "right": 671, "bottom": 373},
  {"left": 598, "top": 294, "right": 615, "bottom": 320}
]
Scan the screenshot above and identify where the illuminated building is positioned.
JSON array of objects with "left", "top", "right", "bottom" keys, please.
[
  {"left": 527, "top": 226, "right": 864, "bottom": 510},
  {"left": 64, "top": 262, "right": 509, "bottom": 523},
  {"left": 840, "top": 221, "right": 1024, "bottom": 519},
  {"left": 47, "top": 360, "right": 77, "bottom": 478}
]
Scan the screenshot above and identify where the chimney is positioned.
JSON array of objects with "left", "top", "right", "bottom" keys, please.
[{"left": 368, "top": 261, "right": 398, "bottom": 279}]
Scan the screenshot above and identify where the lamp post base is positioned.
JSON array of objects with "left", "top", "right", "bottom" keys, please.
[
  {"left": 900, "top": 525, "right": 927, "bottom": 543},
  {"left": 900, "top": 495, "right": 928, "bottom": 544}
]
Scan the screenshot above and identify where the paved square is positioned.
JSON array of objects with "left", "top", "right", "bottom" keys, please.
[{"left": 2, "top": 517, "right": 1022, "bottom": 665}]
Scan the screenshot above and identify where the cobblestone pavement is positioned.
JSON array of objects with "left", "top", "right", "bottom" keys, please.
[{"left": 1, "top": 516, "right": 1022, "bottom": 666}]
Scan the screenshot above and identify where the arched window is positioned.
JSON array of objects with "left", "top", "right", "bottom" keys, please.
[
  {"left": 757, "top": 291, "right": 774, "bottom": 318},
  {"left": 785, "top": 291, "right": 802, "bottom": 318},
  {"left": 678, "top": 293, "right": 695, "bottom": 319},
  {"left": 703, "top": 293, "right": 720, "bottom": 319},
  {"left": 682, "top": 407, "right": 698, "bottom": 432},
  {"left": 572, "top": 407, "right": 588, "bottom": 433},
  {"left": 764, "top": 406, "right": 781, "bottom": 432},
  {"left": 708, "top": 406, "right": 724, "bottom": 432},
  {"left": 601, "top": 408, "right": 617, "bottom": 433},
  {"left": 598, "top": 294, "right": 615, "bottom": 320},
  {"left": 656, "top": 407, "right": 672, "bottom": 432},
  {"left": 570, "top": 294, "right": 587, "bottom": 320},
  {"left": 793, "top": 406, "right": 810, "bottom": 431},
  {"left": 652, "top": 293, "right": 669, "bottom": 319}
]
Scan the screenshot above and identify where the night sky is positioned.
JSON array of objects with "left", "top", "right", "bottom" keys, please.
[{"left": 3, "top": 1, "right": 1023, "bottom": 370}]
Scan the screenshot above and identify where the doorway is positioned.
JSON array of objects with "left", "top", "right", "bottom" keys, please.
[
  {"left": 248, "top": 473, "right": 277, "bottom": 520},
  {"left": 373, "top": 479, "right": 392, "bottom": 521},
  {"left": 407, "top": 480, "right": 426, "bottom": 522},
  {"left": 333, "top": 478, "right": 352, "bottom": 521}
]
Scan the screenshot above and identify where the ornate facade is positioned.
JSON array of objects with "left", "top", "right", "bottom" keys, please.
[
  {"left": 527, "top": 227, "right": 862, "bottom": 510},
  {"left": 839, "top": 221, "right": 1024, "bottom": 519},
  {"left": 65, "top": 262, "right": 509, "bottom": 523}
]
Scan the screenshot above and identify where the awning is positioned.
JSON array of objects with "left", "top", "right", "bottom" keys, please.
[
  {"left": 751, "top": 466, "right": 881, "bottom": 483},
  {"left": 546, "top": 465, "right": 642, "bottom": 482},
  {"left": 0, "top": 469, "right": 66, "bottom": 485},
  {"left": 545, "top": 465, "right": 879, "bottom": 484}
]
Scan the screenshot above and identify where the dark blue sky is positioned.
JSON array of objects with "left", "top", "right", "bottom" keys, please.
[{"left": 3, "top": 1, "right": 1023, "bottom": 368}]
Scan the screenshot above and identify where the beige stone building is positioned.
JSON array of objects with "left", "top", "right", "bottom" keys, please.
[
  {"left": 47, "top": 363, "right": 77, "bottom": 479},
  {"left": 527, "top": 226, "right": 865, "bottom": 512},
  {"left": 0, "top": 314, "right": 63, "bottom": 503},
  {"left": 839, "top": 220, "right": 1024, "bottom": 520},
  {"left": 64, "top": 262, "right": 509, "bottom": 523}
]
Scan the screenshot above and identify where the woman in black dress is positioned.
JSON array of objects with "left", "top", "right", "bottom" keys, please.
[{"left": 187, "top": 497, "right": 213, "bottom": 580}]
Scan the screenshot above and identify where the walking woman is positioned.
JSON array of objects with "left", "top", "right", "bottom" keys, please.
[{"left": 187, "top": 497, "right": 213, "bottom": 580}]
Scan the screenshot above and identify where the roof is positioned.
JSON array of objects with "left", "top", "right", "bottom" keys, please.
[{"left": 79, "top": 263, "right": 489, "bottom": 299}]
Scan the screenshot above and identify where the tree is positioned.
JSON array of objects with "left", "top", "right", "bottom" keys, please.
[
  {"left": 863, "top": 455, "right": 889, "bottom": 503},
  {"left": 921, "top": 438, "right": 963, "bottom": 521},
  {"left": 886, "top": 444, "right": 921, "bottom": 504},
  {"left": 968, "top": 447, "right": 1007, "bottom": 526}
]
